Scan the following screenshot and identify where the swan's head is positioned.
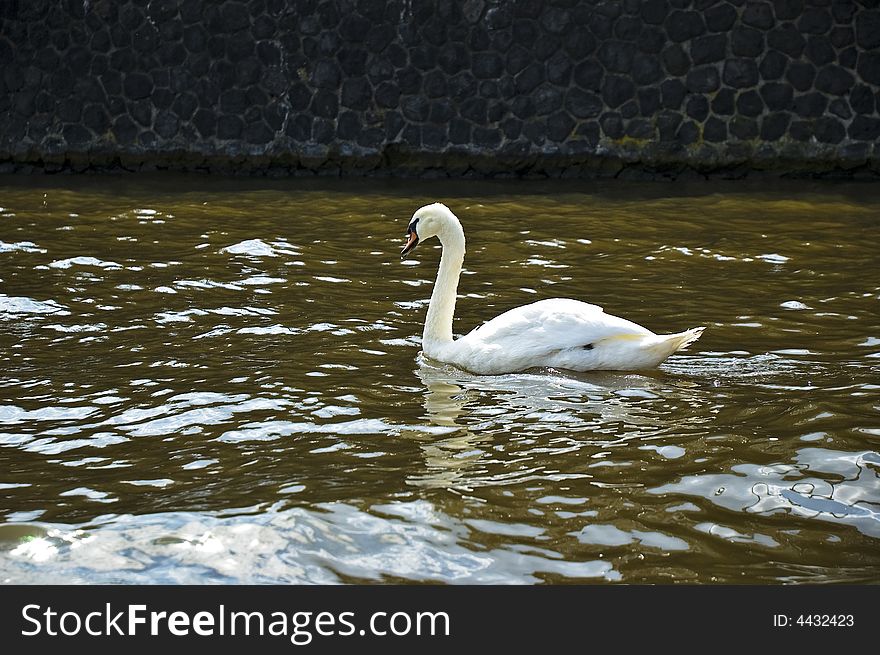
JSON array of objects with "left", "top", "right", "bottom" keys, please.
[{"left": 400, "top": 202, "right": 462, "bottom": 258}]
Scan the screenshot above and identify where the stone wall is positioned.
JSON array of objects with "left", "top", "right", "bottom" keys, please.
[{"left": 1, "top": 0, "right": 879, "bottom": 178}]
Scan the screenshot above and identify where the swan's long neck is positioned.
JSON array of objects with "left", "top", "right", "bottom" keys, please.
[{"left": 423, "top": 223, "right": 465, "bottom": 349}]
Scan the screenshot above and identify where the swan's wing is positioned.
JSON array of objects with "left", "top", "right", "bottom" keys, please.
[{"left": 463, "top": 298, "right": 652, "bottom": 355}]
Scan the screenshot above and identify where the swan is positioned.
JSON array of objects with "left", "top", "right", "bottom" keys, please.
[{"left": 399, "top": 203, "right": 705, "bottom": 375}]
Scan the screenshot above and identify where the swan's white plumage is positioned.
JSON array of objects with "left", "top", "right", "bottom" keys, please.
[{"left": 402, "top": 203, "right": 704, "bottom": 375}]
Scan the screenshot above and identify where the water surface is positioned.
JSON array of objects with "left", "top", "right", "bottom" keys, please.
[{"left": 1, "top": 175, "right": 878, "bottom": 584}]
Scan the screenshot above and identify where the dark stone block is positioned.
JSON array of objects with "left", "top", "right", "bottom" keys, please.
[
  {"left": 448, "top": 72, "right": 477, "bottom": 101},
  {"left": 588, "top": 13, "right": 613, "bottom": 40},
  {"left": 112, "top": 114, "right": 139, "bottom": 144},
  {"left": 828, "top": 98, "right": 852, "bottom": 120},
  {"left": 850, "top": 85, "right": 874, "bottom": 114},
  {"left": 285, "top": 113, "right": 312, "bottom": 142},
  {"left": 856, "top": 11, "right": 880, "bottom": 49},
  {"left": 153, "top": 88, "right": 176, "bottom": 111},
  {"left": 736, "top": 89, "right": 764, "bottom": 116},
  {"left": 703, "top": 116, "right": 727, "bottom": 142},
  {"left": 804, "top": 35, "right": 834, "bottom": 66},
  {"left": 154, "top": 110, "right": 179, "bottom": 139},
  {"left": 288, "top": 84, "right": 312, "bottom": 111},
  {"left": 614, "top": 15, "right": 643, "bottom": 41},
  {"left": 473, "top": 126, "right": 503, "bottom": 148},
  {"left": 469, "top": 26, "right": 491, "bottom": 52},
  {"left": 565, "top": 88, "right": 603, "bottom": 118},
  {"left": 732, "top": 28, "right": 764, "bottom": 57},
  {"left": 686, "top": 66, "right": 720, "bottom": 93},
  {"left": 631, "top": 53, "right": 662, "bottom": 85},
  {"left": 657, "top": 110, "right": 682, "bottom": 142},
  {"left": 546, "top": 51, "right": 572, "bottom": 85},
  {"left": 474, "top": 52, "right": 504, "bottom": 79},
  {"left": 832, "top": 1, "right": 857, "bottom": 23},
  {"left": 449, "top": 118, "right": 471, "bottom": 144},
  {"left": 506, "top": 45, "right": 530, "bottom": 75},
  {"left": 461, "top": 97, "right": 488, "bottom": 123},
  {"left": 220, "top": 89, "right": 247, "bottom": 114},
  {"left": 58, "top": 97, "right": 83, "bottom": 123},
  {"left": 793, "top": 92, "right": 827, "bottom": 118},
  {"left": 686, "top": 95, "right": 709, "bottom": 121},
  {"left": 759, "top": 50, "right": 787, "bottom": 81},
  {"left": 123, "top": 72, "right": 153, "bottom": 100},
  {"left": 311, "top": 89, "right": 339, "bottom": 118},
  {"left": 534, "top": 84, "right": 563, "bottom": 115},
  {"left": 640, "top": 0, "right": 669, "bottom": 25},
  {"left": 743, "top": 2, "right": 774, "bottom": 29},
  {"left": 438, "top": 43, "right": 470, "bottom": 75},
  {"left": 711, "top": 87, "right": 735, "bottom": 114},
  {"left": 564, "top": 29, "right": 597, "bottom": 57},
  {"left": 814, "top": 117, "right": 845, "bottom": 144},
  {"left": 723, "top": 59, "right": 759, "bottom": 88},
  {"left": 798, "top": 7, "right": 832, "bottom": 35},
  {"left": 573, "top": 61, "right": 603, "bottom": 91},
  {"left": 422, "top": 124, "right": 448, "bottom": 149},
  {"left": 839, "top": 46, "right": 857, "bottom": 69},
  {"left": 314, "top": 118, "right": 335, "bottom": 145},
  {"left": 691, "top": 34, "right": 727, "bottom": 65},
  {"left": 786, "top": 61, "right": 816, "bottom": 92},
  {"left": 129, "top": 99, "right": 153, "bottom": 127},
  {"left": 430, "top": 98, "right": 455, "bottom": 123},
  {"left": 667, "top": 10, "right": 705, "bottom": 42},
  {"left": 217, "top": 114, "right": 244, "bottom": 139},
  {"left": 729, "top": 116, "right": 758, "bottom": 140},
  {"left": 402, "top": 94, "right": 430, "bottom": 122},
  {"left": 772, "top": 1, "right": 803, "bottom": 21},
  {"left": 339, "top": 14, "right": 371, "bottom": 43},
  {"left": 599, "top": 40, "right": 633, "bottom": 73},
  {"left": 63, "top": 123, "right": 93, "bottom": 147},
  {"left": 337, "top": 47, "right": 367, "bottom": 76},
  {"left": 337, "top": 111, "right": 360, "bottom": 141},
  {"left": 600, "top": 113, "right": 625, "bottom": 139},
  {"left": 522, "top": 120, "right": 546, "bottom": 145},
  {"left": 534, "top": 34, "right": 562, "bottom": 61},
  {"left": 513, "top": 19, "right": 539, "bottom": 48},
  {"left": 515, "top": 64, "right": 544, "bottom": 93},
  {"left": 789, "top": 120, "right": 813, "bottom": 141},
  {"left": 501, "top": 117, "right": 522, "bottom": 140},
  {"left": 423, "top": 70, "right": 448, "bottom": 98},
  {"left": 760, "top": 112, "right": 790, "bottom": 141},
  {"left": 383, "top": 111, "right": 404, "bottom": 140},
  {"left": 625, "top": 118, "right": 654, "bottom": 139},
  {"left": 620, "top": 99, "right": 639, "bottom": 119},
  {"left": 815, "top": 65, "right": 855, "bottom": 95},
  {"left": 849, "top": 115, "right": 880, "bottom": 141},
  {"left": 638, "top": 26, "right": 666, "bottom": 54},
  {"left": 857, "top": 52, "right": 880, "bottom": 86},
  {"left": 662, "top": 44, "right": 690, "bottom": 76},
  {"left": 541, "top": 8, "right": 572, "bottom": 35},
  {"left": 312, "top": 59, "right": 341, "bottom": 89},
  {"left": 768, "top": 24, "right": 805, "bottom": 57},
  {"left": 831, "top": 26, "right": 854, "bottom": 48},
  {"left": 547, "top": 111, "right": 575, "bottom": 141},
  {"left": 661, "top": 78, "right": 686, "bottom": 109},
  {"left": 575, "top": 121, "right": 600, "bottom": 145},
  {"left": 638, "top": 87, "right": 661, "bottom": 116},
  {"left": 602, "top": 75, "right": 636, "bottom": 108},
  {"left": 760, "top": 82, "right": 793, "bottom": 110},
  {"left": 375, "top": 81, "right": 401, "bottom": 108},
  {"left": 480, "top": 80, "right": 501, "bottom": 99},
  {"left": 676, "top": 120, "right": 700, "bottom": 145},
  {"left": 706, "top": 3, "right": 736, "bottom": 31},
  {"left": 366, "top": 24, "right": 396, "bottom": 54},
  {"left": 397, "top": 68, "right": 422, "bottom": 95}
]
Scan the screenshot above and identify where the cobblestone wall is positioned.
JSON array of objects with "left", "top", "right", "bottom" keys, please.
[{"left": 2, "top": 0, "right": 879, "bottom": 177}]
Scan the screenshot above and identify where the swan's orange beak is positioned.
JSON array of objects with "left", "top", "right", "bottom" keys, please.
[{"left": 400, "top": 229, "right": 419, "bottom": 258}]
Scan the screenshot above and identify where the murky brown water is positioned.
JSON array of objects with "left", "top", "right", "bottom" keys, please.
[{"left": 0, "top": 174, "right": 878, "bottom": 584}]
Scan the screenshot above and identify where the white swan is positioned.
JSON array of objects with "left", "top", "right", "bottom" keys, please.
[{"left": 400, "top": 203, "right": 705, "bottom": 375}]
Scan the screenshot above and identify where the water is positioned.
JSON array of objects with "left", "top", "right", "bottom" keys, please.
[{"left": 0, "top": 174, "right": 878, "bottom": 584}]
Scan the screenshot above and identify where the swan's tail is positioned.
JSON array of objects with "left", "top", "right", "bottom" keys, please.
[{"left": 662, "top": 326, "right": 706, "bottom": 353}]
